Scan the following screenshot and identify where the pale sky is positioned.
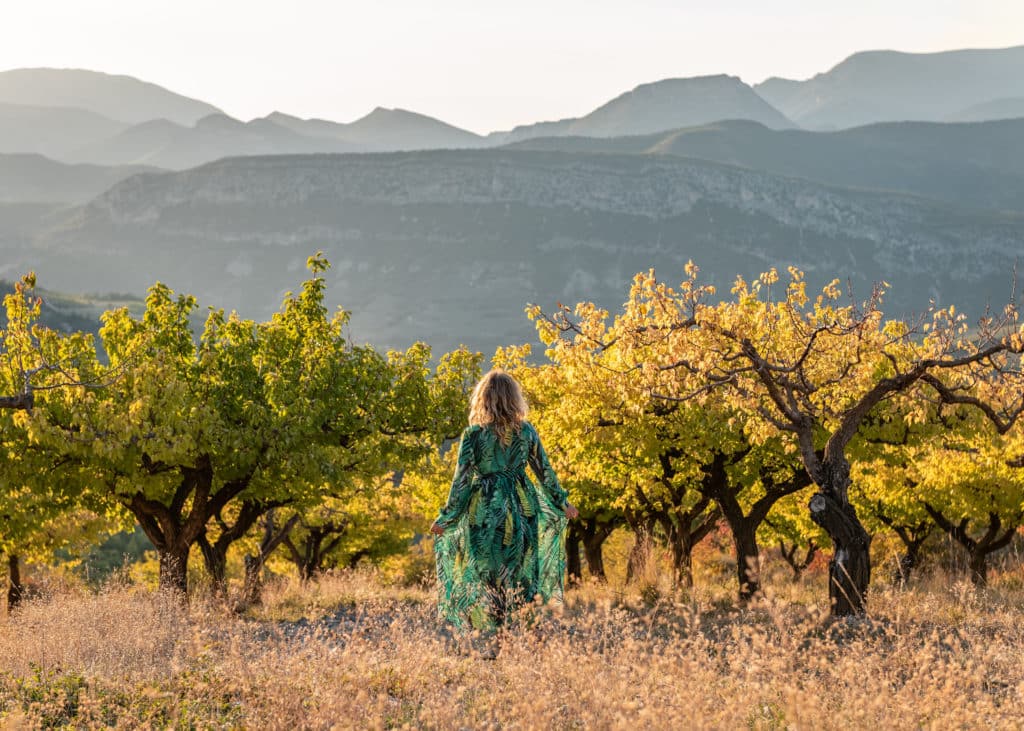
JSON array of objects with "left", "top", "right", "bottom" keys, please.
[{"left": 1, "top": 0, "right": 1022, "bottom": 134}]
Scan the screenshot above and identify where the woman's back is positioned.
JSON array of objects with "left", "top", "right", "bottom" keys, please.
[
  {"left": 433, "top": 419, "right": 573, "bottom": 631},
  {"left": 466, "top": 422, "right": 535, "bottom": 474},
  {"left": 431, "top": 370, "right": 576, "bottom": 632}
]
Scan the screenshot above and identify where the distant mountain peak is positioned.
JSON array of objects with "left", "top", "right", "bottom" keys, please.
[
  {"left": 343, "top": 107, "right": 483, "bottom": 148},
  {"left": 755, "top": 44, "right": 1024, "bottom": 129},
  {"left": 265, "top": 110, "right": 300, "bottom": 122},
  {"left": 599, "top": 74, "right": 771, "bottom": 108},
  {"left": 195, "top": 112, "right": 245, "bottom": 130},
  {"left": 252, "top": 108, "right": 482, "bottom": 151},
  {"left": 354, "top": 106, "right": 402, "bottom": 123},
  {"left": 127, "top": 118, "right": 186, "bottom": 134},
  {"left": 352, "top": 106, "right": 444, "bottom": 125},
  {"left": 494, "top": 73, "right": 793, "bottom": 143},
  {"left": 0, "top": 67, "right": 221, "bottom": 125},
  {"left": 632, "top": 73, "right": 741, "bottom": 88}
]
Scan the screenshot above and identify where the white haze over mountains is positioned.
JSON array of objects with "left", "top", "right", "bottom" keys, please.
[
  {"left": 1, "top": 43, "right": 1024, "bottom": 352},
  {"left": 3, "top": 0, "right": 1022, "bottom": 134}
]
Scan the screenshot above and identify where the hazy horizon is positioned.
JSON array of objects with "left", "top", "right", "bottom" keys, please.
[{"left": 2, "top": 1, "right": 1023, "bottom": 133}]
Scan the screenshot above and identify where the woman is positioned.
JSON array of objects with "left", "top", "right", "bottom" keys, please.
[{"left": 430, "top": 370, "right": 578, "bottom": 631}]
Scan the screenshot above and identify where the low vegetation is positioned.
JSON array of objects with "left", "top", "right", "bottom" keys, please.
[{"left": 1, "top": 565, "right": 1023, "bottom": 729}]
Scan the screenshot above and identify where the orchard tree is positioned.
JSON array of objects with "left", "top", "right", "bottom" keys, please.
[
  {"left": 0, "top": 441, "right": 115, "bottom": 611},
  {"left": 281, "top": 500, "right": 352, "bottom": 582},
  {"left": 279, "top": 479, "right": 419, "bottom": 581},
  {"left": 534, "top": 266, "right": 1024, "bottom": 615},
  {"left": 501, "top": 351, "right": 624, "bottom": 583},
  {"left": 26, "top": 255, "right": 434, "bottom": 595},
  {"left": 197, "top": 343, "right": 479, "bottom": 595},
  {"left": 849, "top": 411, "right": 938, "bottom": 585},
  {"left": 761, "top": 497, "right": 823, "bottom": 582},
  {"left": 695, "top": 437, "right": 812, "bottom": 600},
  {"left": 234, "top": 508, "right": 300, "bottom": 608},
  {"left": 853, "top": 398, "right": 1024, "bottom": 587},
  {"left": 513, "top": 329, "right": 813, "bottom": 600},
  {"left": 494, "top": 346, "right": 719, "bottom": 590},
  {"left": 189, "top": 256, "right": 400, "bottom": 594},
  {"left": 0, "top": 275, "right": 119, "bottom": 609},
  {"left": 915, "top": 412, "right": 1024, "bottom": 586}
]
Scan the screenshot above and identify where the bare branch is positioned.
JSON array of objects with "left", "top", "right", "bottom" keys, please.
[{"left": 919, "top": 373, "right": 1024, "bottom": 434}]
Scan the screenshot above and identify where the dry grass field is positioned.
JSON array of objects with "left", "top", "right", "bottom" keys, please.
[{"left": 1, "top": 560, "right": 1023, "bottom": 730}]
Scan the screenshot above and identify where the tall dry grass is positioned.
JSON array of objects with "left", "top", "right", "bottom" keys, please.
[{"left": 1, "top": 568, "right": 1022, "bottom": 729}]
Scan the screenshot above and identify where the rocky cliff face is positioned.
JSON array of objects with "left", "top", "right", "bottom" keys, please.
[{"left": 25, "top": 149, "right": 1024, "bottom": 354}]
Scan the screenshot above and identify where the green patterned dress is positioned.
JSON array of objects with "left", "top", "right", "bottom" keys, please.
[{"left": 434, "top": 421, "right": 568, "bottom": 631}]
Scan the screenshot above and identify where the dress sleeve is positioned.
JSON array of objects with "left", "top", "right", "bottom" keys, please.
[
  {"left": 527, "top": 426, "right": 569, "bottom": 509},
  {"left": 435, "top": 427, "right": 477, "bottom": 528}
]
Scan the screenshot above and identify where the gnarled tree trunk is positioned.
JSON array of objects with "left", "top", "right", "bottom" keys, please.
[
  {"left": 241, "top": 555, "right": 263, "bottom": 608},
  {"left": 924, "top": 505, "right": 1018, "bottom": 587},
  {"left": 892, "top": 530, "right": 929, "bottom": 586},
  {"left": 701, "top": 450, "right": 813, "bottom": 602},
  {"left": 283, "top": 520, "right": 348, "bottom": 582},
  {"left": 238, "top": 510, "right": 299, "bottom": 610},
  {"left": 197, "top": 498, "right": 279, "bottom": 599},
  {"left": 128, "top": 455, "right": 231, "bottom": 597},
  {"left": 809, "top": 486, "right": 871, "bottom": 616},
  {"left": 968, "top": 552, "right": 990, "bottom": 586},
  {"left": 668, "top": 532, "right": 695, "bottom": 589},
  {"left": 581, "top": 533, "right": 608, "bottom": 582},
  {"left": 635, "top": 458, "right": 720, "bottom": 591},
  {"left": 624, "top": 514, "right": 656, "bottom": 585},
  {"left": 873, "top": 509, "right": 932, "bottom": 586},
  {"left": 731, "top": 524, "right": 760, "bottom": 601},
  {"left": 778, "top": 539, "right": 817, "bottom": 582},
  {"left": 197, "top": 538, "right": 227, "bottom": 597},
  {"left": 6, "top": 554, "right": 22, "bottom": 613},
  {"left": 565, "top": 523, "right": 583, "bottom": 586},
  {"left": 658, "top": 501, "right": 719, "bottom": 590},
  {"left": 157, "top": 546, "right": 190, "bottom": 596},
  {"left": 578, "top": 515, "right": 619, "bottom": 583}
]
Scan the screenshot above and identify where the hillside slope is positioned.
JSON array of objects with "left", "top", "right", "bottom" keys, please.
[
  {"left": 72, "top": 113, "right": 359, "bottom": 169},
  {"left": 0, "top": 102, "right": 127, "bottom": 159},
  {"left": 946, "top": 97, "right": 1024, "bottom": 122},
  {"left": 0, "top": 68, "right": 221, "bottom": 125},
  {"left": 22, "top": 150, "right": 1023, "bottom": 354},
  {"left": 0, "top": 153, "right": 155, "bottom": 203},
  {"left": 505, "top": 118, "right": 1024, "bottom": 213}
]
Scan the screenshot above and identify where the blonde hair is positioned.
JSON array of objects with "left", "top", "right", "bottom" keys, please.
[{"left": 468, "top": 370, "right": 528, "bottom": 444}]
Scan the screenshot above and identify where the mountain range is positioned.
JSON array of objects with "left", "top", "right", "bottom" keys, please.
[
  {"left": 266, "top": 108, "right": 486, "bottom": 151},
  {"left": 69, "top": 113, "right": 359, "bottom": 169},
  {"left": 1, "top": 44, "right": 1023, "bottom": 353},
  {"left": 2, "top": 44, "right": 1024, "bottom": 173},
  {"left": 19, "top": 148, "right": 1024, "bottom": 354},
  {"left": 507, "top": 117, "right": 1024, "bottom": 213}
]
